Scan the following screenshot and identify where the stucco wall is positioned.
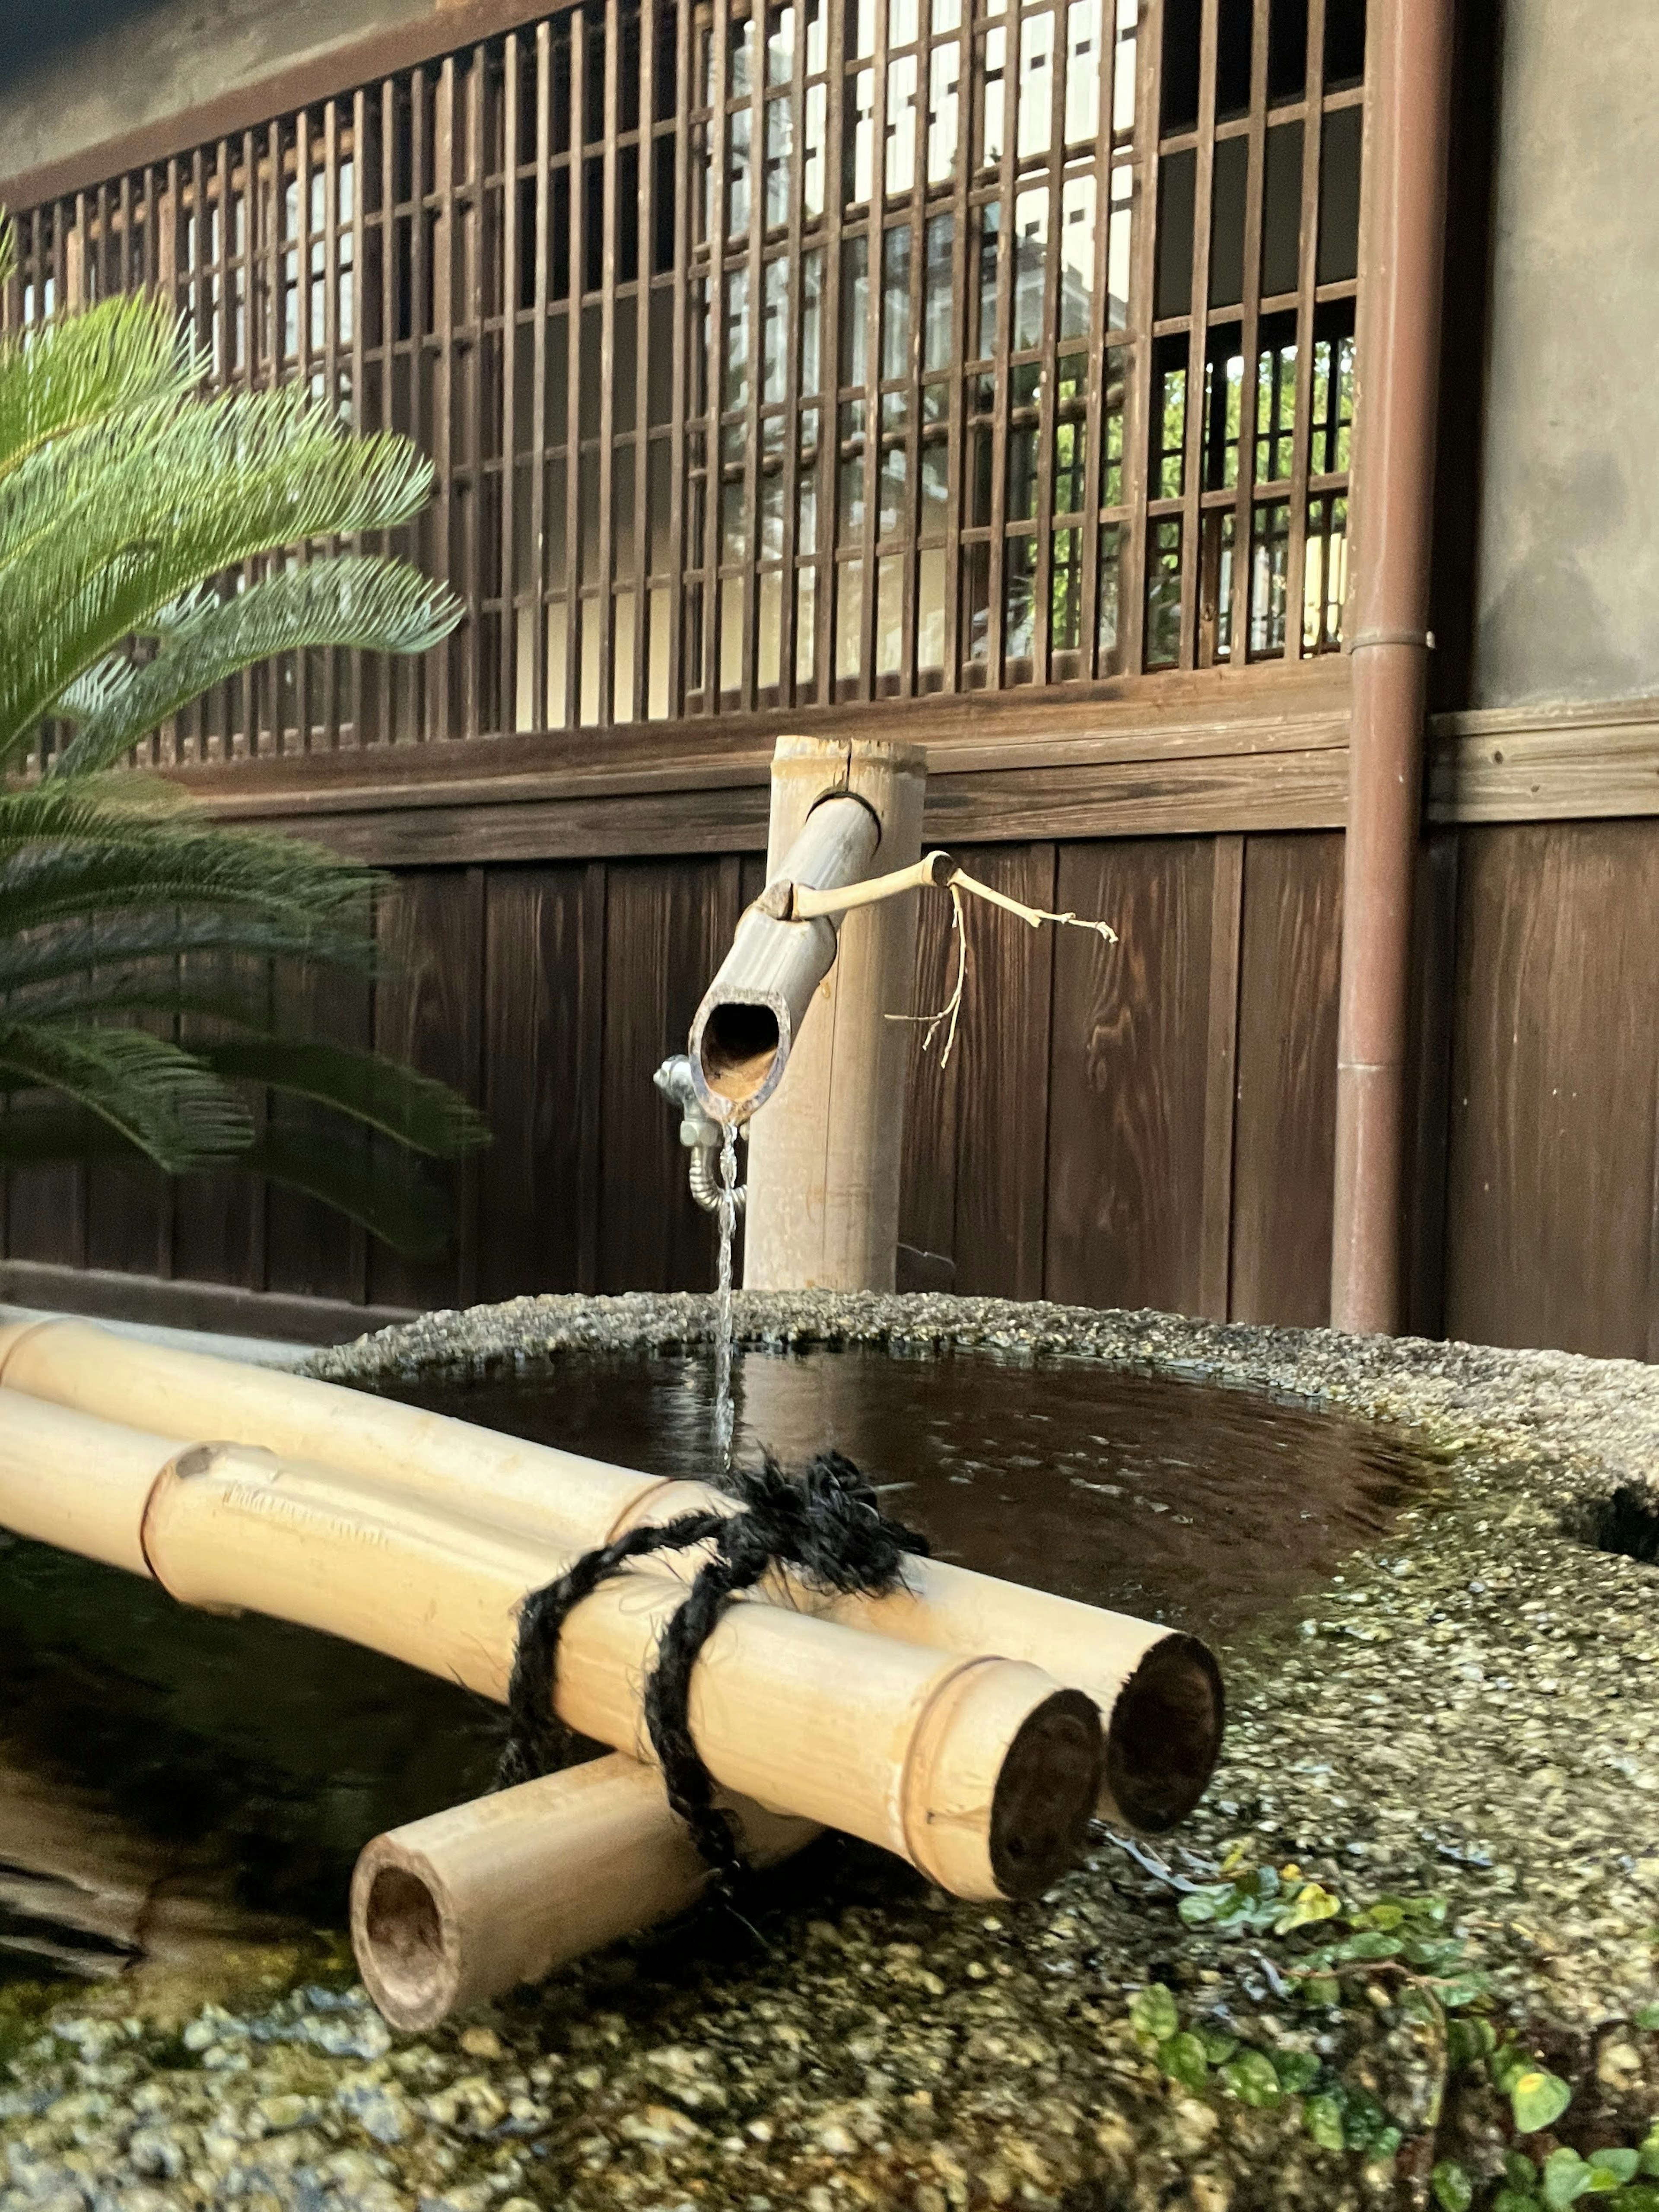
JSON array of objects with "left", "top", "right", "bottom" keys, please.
[
  {"left": 1470, "top": 1, "right": 1659, "bottom": 709},
  {"left": 0, "top": 0, "right": 452, "bottom": 188}
]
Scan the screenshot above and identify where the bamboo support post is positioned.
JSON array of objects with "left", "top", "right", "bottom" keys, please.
[
  {"left": 0, "top": 1316, "right": 1224, "bottom": 1831},
  {"left": 0, "top": 1393, "right": 1103, "bottom": 1902},
  {"left": 352, "top": 1754, "right": 815, "bottom": 2030},
  {"left": 693, "top": 734, "right": 928, "bottom": 1292}
]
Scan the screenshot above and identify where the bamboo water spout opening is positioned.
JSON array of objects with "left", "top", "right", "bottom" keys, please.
[{"left": 688, "top": 789, "right": 882, "bottom": 1125}]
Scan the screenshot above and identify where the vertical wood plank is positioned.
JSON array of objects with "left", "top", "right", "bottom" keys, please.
[
  {"left": 597, "top": 856, "right": 744, "bottom": 1291},
  {"left": 367, "top": 869, "right": 485, "bottom": 1311},
  {"left": 950, "top": 844, "right": 1057, "bottom": 1297},
  {"left": 1445, "top": 823, "right": 1659, "bottom": 1361},
  {"left": 264, "top": 937, "right": 374, "bottom": 1305},
  {"left": 1228, "top": 829, "right": 1343, "bottom": 1326},
  {"left": 1404, "top": 828, "right": 1458, "bottom": 1341},
  {"left": 1198, "top": 831, "right": 1243, "bottom": 1317},
  {"left": 897, "top": 858, "right": 962, "bottom": 1287},
  {"left": 478, "top": 863, "right": 603, "bottom": 1299},
  {"left": 1045, "top": 838, "right": 1216, "bottom": 1314},
  {"left": 170, "top": 948, "right": 269, "bottom": 1292}
]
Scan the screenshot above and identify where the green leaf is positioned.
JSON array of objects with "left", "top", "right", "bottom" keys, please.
[
  {"left": 1640, "top": 2129, "right": 1659, "bottom": 2178},
  {"left": 1302, "top": 2093, "right": 1345, "bottom": 2151},
  {"left": 1512, "top": 2070, "right": 1574, "bottom": 2135},
  {"left": 1494, "top": 2194, "right": 1542, "bottom": 2212},
  {"left": 1220, "top": 2051, "right": 1283, "bottom": 2108},
  {"left": 1275, "top": 1882, "right": 1342, "bottom": 1935},
  {"left": 1493, "top": 2044, "right": 1532, "bottom": 2095},
  {"left": 1130, "top": 1985, "right": 1180, "bottom": 2046},
  {"left": 1508, "top": 2151, "right": 1545, "bottom": 2188},
  {"left": 1634, "top": 2005, "right": 1659, "bottom": 2032},
  {"left": 203, "top": 1035, "right": 490, "bottom": 1159},
  {"left": 1198, "top": 2026, "right": 1238, "bottom": 2065},
  {"left": 1405, "top": 1936, "right": 1471, "bottom": 1973},
  {"left": 1271, "top": 2051, "right": 1321, "bottom": 2095},
  {"left": 1593, "top": 2155, "right": 1642, "bottom": 2187},
  {"left": 1178, "top": 1886, "right": 1231, "bottom": 1927},
  {"left": 1434, "top": 1975, "right": 1494, "bottom": 2011},
  {"left": 1542, "top": 2149, "right": 1595, "bottom": 2210},
  {"left": 1157, "top": 2033, "right": 1210, "bottom": 2091},
  {"left": 1334, "top": 1931, "right": 1405, "bottom": 1964},
  {"left": 1341, "top": 2087, "right": 1395, "bottom": 2152},
  {"left": 1431, "top": 2162, "right": 1474, "bottom": 2212},
  {"left": 1607, "top": 2188, "right": 1659, "bottom": 2211},
  {"left": 1448, "top": 2016, "right": 1498, "bottom": 2067},
  {"left": 1299, "top": 1975, "right": 1341, "bottom": 2008},
  {"left": 51, "top": 557, "right": 459, "bottom": 776}
]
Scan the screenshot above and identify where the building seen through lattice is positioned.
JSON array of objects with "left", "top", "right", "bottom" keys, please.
[{"left": 3, "top": 0, "right": 1365, "bottom": 758}]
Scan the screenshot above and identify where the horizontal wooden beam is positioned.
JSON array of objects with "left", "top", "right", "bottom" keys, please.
[
  {"left": 248, "top": 745, "right": 1351, "bottom": 864},
  {"left": 0, "top": 0, "right": 568, "bottom": 213},
  {"left": 0, "top": 1259, "right": 410, "bottom": 1348},
  {"left": 1428, "top": 695, "right": 1659, "bottom": 823}
]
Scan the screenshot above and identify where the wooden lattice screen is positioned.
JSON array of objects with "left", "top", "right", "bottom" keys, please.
[{"left": 1, "top": 0, "right": 1364, "bottom": 761}]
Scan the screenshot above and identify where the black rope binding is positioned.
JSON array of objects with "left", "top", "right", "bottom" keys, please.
[{"left": 497, "top": 1451, "right": 930, "bottom": 1884}]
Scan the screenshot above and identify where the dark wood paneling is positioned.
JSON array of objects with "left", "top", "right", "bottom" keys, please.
[
  {"left": 477, "top": 863, "right": 606, "bottom": 1301},
  {"left": 1405, "top": 830, "right": 1459, "bottom": 1341},
  {"left": 367, "top": 870, "right": 486, "bottom": 1313},
  {"left": 1445, "top": 823, "right": 1659, "bottom": 1360},
  {"left": 1228, "top": 832, "right": 1343, "bottom": 1328},
  {"left": 264, "top": 945, "right": 374, "bottom": 1306},
  {"left": 949, "top": 846, "right": 1058, "bottom": 1300},
  {"left": 596, "top": 857, "right": 744, "bottom": 1294},
  {"left": 171, "top": 950, "right": 269, "bottom": 1291},
  {"left": 83, "top": 997, "right": 172, "bottom": 1282},
  {"left": 1045, "top": 841, "right": 1217, "bottom": 1315},
  {"left": 4, "top": 1164, "right": 83, "bottom": 1269},
  {"left": 897, "top": 859, "right": 963, "bottom": 1291}
]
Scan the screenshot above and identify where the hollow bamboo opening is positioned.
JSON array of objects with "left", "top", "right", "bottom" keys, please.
[
  {"left": 360, "top": 1861, "right": 450, "bottom": 2021},
  {"left": 697, "top": 996, "right": 785, "bottom": 1109}
]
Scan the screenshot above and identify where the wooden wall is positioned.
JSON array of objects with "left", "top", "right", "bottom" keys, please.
[
  {"left": 0, "top": 830, "right": 1350, "bottom": 1333},
  {"left": 11, "top": 814, "right": 1659, "bottom": 1362}
]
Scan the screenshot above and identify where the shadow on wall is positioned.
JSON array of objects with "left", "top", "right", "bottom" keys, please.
[{"left": 0, "top": 0, "right": 156, "bottom": 79}]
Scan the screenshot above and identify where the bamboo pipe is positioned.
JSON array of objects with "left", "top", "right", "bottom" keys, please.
[
  {"left": 0, "top": 1395, "right": 1103, "bottom": 1902},
  {"left": 0, "top": 1316, "right": 1224, "bottom": 1832},
  {"left": 687, "top": 791, "right": 881, "bottom": 1123},
  {"left": 352, "top": 1755, "right": 815, "bottom": 2031}
]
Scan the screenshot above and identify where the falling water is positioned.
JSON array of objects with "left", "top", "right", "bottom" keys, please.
[{"left": 712, "top": 1123, "right": 740, "bottom": 1476}]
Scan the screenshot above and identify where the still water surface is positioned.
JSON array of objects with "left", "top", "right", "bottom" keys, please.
[{"left": 0, "top": 1345, "right": 1435, "bottom": 1980}]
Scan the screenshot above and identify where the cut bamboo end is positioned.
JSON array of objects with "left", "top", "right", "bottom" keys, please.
[
  {"left": 351, "top": 1755, "right": 817, "bottom": 2031},
  {"left": 1103, "top": 1634, "right": 1226, "bottom": 1836}
]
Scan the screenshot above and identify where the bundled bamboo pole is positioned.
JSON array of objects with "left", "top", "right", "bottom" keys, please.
[
  {"left": 0, "top": 1316, "right": 1223, "bottom": 1832},
  {"left": 352, "top": 1756, "right": 814, "bottom": 2031},
  {"left": 0, "top": 1393, "right": 1102, "bottom": 1903}
]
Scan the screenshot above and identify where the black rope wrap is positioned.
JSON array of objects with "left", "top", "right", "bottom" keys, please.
[{"left": 497, "top": 1451, "right": 930, "bottom": 1883}]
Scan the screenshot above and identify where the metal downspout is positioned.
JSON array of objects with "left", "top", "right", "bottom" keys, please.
[{"left": 1330, "top": 0, "right": 1457, "bottom": 1335}]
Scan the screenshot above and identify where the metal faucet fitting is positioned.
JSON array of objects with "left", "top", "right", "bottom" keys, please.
[{"left": 654, "top": 1054, "right": 747, "bottom": 1215}]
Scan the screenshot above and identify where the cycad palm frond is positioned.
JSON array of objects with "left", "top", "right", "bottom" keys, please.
[
  {"left": 0, "top": 291, "right": 195, "bottom": 492},
  {"left": 53, "top": 557, "right": 457, "bottom": 776},
  {"left": 0, "top": 216, "right": 487, "bottom": 1257},
  {"left": 0, "top": 1022, "right": 253, "bottom": 1172}
]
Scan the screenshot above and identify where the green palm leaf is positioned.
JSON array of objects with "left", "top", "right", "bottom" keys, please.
[
  {"left": 0, "top": 1023, "right": 251, "bottom": 1172},
  {"left": 0, "top": 212, "right": 487, "bottom": 1256},
  {"left": 202, "top": 1036, "right": 490, "bottom": 1159},
  {"left": 53, "top": 557, "right": 458, "bottom": 775}
]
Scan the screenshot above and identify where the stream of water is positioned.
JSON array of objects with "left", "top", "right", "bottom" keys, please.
[{"left": 712, "top": 1125, "right": 740, "bottom": 1474}]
